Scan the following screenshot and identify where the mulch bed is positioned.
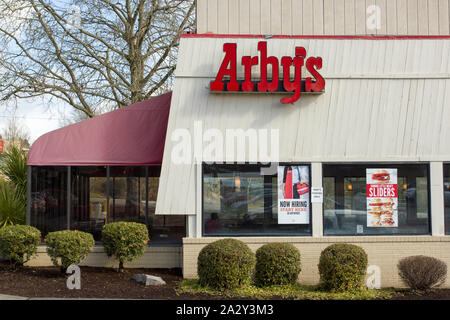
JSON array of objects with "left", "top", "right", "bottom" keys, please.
[
  {"left": 392, "top": 289, "right": 450, "bottom": 300},
  {"left": 0, "top": 261, "right": 207, "bottom": 299},
  {"left": 1, "top": 261, "right": 449, "bottom": 299}
]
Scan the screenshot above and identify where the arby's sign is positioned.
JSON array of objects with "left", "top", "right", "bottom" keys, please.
[{"left": 210, "top": 41, "right": 325, "bottom": 104}]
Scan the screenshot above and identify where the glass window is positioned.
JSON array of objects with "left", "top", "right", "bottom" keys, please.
[
  {"left": 323, "top": 163, "right": 430, "bottom": 236},
  {"left": 71, "top": 166, "right": 107, "bottom": 241},
  {"left": 203, "top": 163, "right": 311, "bottom": 236},
  {"left": 146, "top": 166, "right": 186, "bottom": 244},
  {"left": 30, "top": 165, "right": 186, "bottom": 245},
  {"left": 109, "top": 166, "right": 147, "bottom": 225},
  {"left": 109, "top": 166, "right": 186, "bottom": 244},
  {"left": 30, "top": 166, "right": 68, "bottom": 241},
  {"left": 444, "top": 164, "right": 450, "bottom": 235}
]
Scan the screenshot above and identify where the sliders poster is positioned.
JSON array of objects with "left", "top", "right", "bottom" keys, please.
[
  {"left": 366, "top": 169, "right": 398, "bottom": 227},
  {"left": 277, "top": 166, "right": 310, "bottom": 224}
]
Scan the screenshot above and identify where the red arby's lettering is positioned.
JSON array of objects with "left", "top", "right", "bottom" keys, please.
[
  {"left": 281, "top": 47, "right": 306, "bottom": 103},
  {"left": 241, "top": 55, "right": 258, "bottom": 91},
  {"left": 210, "top": 41, "right": 325, "bottom": 104},
  {"left": 305, "top": 57, "right": 324, "bottom": 92},
  {"left": 210, "top": 43, "right": 239, "bottom": 91},
  {"left": 257, "top": 41, "right": 279, "bottom": 92}
]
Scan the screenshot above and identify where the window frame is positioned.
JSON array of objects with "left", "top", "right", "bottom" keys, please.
[
  {"left": 28, "top": 165, "right": 187, "bottom": 246},
  {"left": 321, "top": 162, "right": 432, "bottom": 236},
  {"left": 443, "top": 162, "right": 450, "bottom": 236},
  {"left": 201, "top": 162, "right": 313, "bottom": 237}
]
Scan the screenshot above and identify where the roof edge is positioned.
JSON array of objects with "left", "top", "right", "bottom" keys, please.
[{"left": 181, "top": 33, "right": 450, "bottom": 40}]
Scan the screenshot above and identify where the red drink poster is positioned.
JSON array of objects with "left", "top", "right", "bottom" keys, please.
[
  {"left": 366, "top": 169, "right": 398, "bottom": 227},
  {"left": 277, "top": 165, "right": 310, "bottom": 224}
]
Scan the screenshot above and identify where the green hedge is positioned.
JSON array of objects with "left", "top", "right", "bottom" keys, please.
[
  {"left": 101, "top": 222, "right": 149, "bottom": 270},
  {"left": 255, "top": 243, "right": 301, "bottom": 287},
  {"left": 0, "top": 225, "right": 40, "bottom": 267},
  {"left": 197, "top": 238, "right": 255, "bottom": 290},
  {"left": 318, "top": 243, "right": 368, "bottom": 292},
  {"left": 45, "top": 230, "right": 94, "bottom": 272}
]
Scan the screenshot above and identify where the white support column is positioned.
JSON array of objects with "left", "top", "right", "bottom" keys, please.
[
  {"left": 311, "top": 162, "right": 323, "bottom": 237},
  {"left": 195, "top": 161, "right": 202, "bottom": 238},
  {"left": 186, "top": 162, "right": 201, "bottom": 238},
  {"left": 430, "top": 162, "right": 445, "bottom": 236},
  {"left": 187, "top": 215, "right": 196, "bottom": 238}
]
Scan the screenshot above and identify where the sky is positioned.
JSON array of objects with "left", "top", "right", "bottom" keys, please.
[
  {"left": 0, "top": 97, "right": 71, "bottom": 144},
  {"left": 0, "top": 0, "right": 77, "bottom": 145}
]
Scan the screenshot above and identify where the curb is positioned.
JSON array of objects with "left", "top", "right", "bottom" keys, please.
[{"left": 0, "top": 294, "right": 28, "bottom": 300}]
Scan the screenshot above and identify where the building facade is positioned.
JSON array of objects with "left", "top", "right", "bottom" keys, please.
[
  {"left": 156, "top": 0, "right": 450, "bottom": 287},
  {"left": 27, "top": 0, "right": 450, "bottom": 288}
]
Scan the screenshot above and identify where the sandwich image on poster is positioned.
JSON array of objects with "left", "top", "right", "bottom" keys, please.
[
  {"left": 366, "top": 169, "right": 398, "bottom": 227},
  {"left": 277, "top": 165, "right": 310, "bottom": 224},
  {"left": 367, "top": 197, "right": 397, "bottom": 227}
]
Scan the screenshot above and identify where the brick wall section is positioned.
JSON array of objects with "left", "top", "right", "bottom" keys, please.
[
  {"left": 183, "top": 236, "right": 450, "bottom": 288},
  {"left": 25, "top": 246, "right": 182, "bottom": 269}
]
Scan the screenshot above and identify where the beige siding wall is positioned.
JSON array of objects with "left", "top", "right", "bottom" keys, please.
[
  {"left": 183, "top": 236, "right": 450, "bottom": 288},
  {"left": 156, "top": 37, "right": 450, "bottom": 216},
  {"left": 196, "top": 0, "right": 450, "bottom": 35},
  {"left": 25, "top": 246, "right": 182, "bottom": 269}
]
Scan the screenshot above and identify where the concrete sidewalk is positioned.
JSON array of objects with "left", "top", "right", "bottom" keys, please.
[
  {"left": 0, "top": 294, "right": 149, "bottom": 300},
  {"left": 0, "top": 294, "right": 28, "bottom": 300}
]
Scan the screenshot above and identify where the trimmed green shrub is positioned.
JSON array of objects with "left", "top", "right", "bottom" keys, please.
[
  {"left": 45, "top": 230, "right": 94, "bottom": 272},
  {"left": 101, "top": 222, "right": 149, "bottom": 271},
  {"left": 197, "top": 238, "right": 255, "bottom": 290},
  {"left": 398, "top": 255, "right": 447, "bottom": 290},
  {"left": 318, "top": 243, "right": 368, "bottom": 292},
  {"left": 0, "top": 225, "right": 40, "bottom": 267},
  {"left": 255, "top": 243, "right": 301, "bottom": 287}
]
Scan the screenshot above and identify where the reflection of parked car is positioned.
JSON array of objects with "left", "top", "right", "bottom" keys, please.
[
  {"left": 220, "top": 186, "right": 271, "bottom": 208},
  {"left": 30, "top": 190, "right": 60, "bottom": 209},
  {"left": 324, "top": 209, "right": 368, "bottom": 230},
  {"left": 228, "top": 192, "right": 266, "bottom": 209},
  {"left": 31, "top": 192, "right": 46, "bottom": 210},
  {"left": 31, "top": 189, "right": 82, "bottom": 211},
  {"left": 349, "top": 192, "right": 367, "bottom": 209},
  {"left": 404, "top": 183, "right": 416, "bottom": 200}
]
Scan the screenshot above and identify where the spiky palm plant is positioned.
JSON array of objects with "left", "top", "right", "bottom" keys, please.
[
  {"left": 0, "top": 146, "right": 28, "bottom": 228},
  {"left": 0, "top": 145, "right": 27, "bottom": 202},
  {"left": 0, "top": 180, "right": 26, "bottom": 228}
]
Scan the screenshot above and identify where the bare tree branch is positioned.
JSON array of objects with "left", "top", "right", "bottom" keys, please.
[{"left": 0, "top": 0, "right": 195, "bottom": 118}]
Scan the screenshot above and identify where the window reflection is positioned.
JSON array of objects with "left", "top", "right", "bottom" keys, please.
[
  {"left": 146, "top": 170, "right": 186, "bottom": 244},
  {"left": 71, "top": 166, "right": 107, "bottom": 241},
  {"left": 444, "top": 164, "right": 450, "bottom": 234},
  {"left": 30, "top": 167, "right": 68, "bottom": 241},
  {"left": 109, "top": 166, "right": 146, "bottom": 225},
  {"left": 30, "top": 165, "right": 186, "bottom": 244},
  {"left": 203, "top": 163, "right": 311, "bottom": 236},
  {"left": 323, "top": 164, "right": 430, "bottom": 236}
]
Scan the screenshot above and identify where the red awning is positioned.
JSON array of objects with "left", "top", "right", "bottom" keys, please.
[{"left": 27, "top": 92, "right": 171, "bottom": 166}]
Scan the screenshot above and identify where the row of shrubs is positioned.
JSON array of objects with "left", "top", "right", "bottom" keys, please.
[
  {"left": 0, "top": 225, "right": 446, "bottom": 291},
  {"left": 198, "top": 241, "right": 306, "bottom": 289},
  {"left": 197, "top": 239, "right": 448, "bottom": 292},
  {"left": 0, "top": 222, "right": 150, "bottom": 272}
]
